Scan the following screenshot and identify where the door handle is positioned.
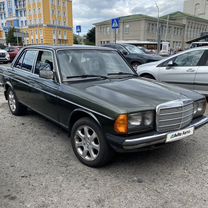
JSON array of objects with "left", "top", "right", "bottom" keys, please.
[{"left": 186, "top": 68, "right": 195, "bottom": 72}]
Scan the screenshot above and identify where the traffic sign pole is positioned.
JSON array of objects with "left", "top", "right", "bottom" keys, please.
[
  {"left": 111, "top": 18, "right": 120, "bottom": 44},
  {"left": 115, "top": 29, "right": 116, "bottom": 44}
]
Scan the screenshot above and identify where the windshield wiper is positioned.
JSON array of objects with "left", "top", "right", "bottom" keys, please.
[
  {"left": 65, "top": 74, "right": 108, "bottom": 79},
  {"left": 107, "top": 72, "right": 138, "bottom": 77}
]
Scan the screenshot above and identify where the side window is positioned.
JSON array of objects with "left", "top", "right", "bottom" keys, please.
[
  {"left": 14, "top": 51, "right": 25, "bottom": 69},
  {"left": 116, "top": 45, "right": 127, "bottom": 53},
  {"left": 206, "top": 54, "right": 208, "bottom": 66},
  {"left": 21, "top": 50, "right": 38, "bottom": 71},
  {"left": 158, "top": 58, "right": 174, "bottom": 67},
  {"left": 198, "top": 50, "right": 208, "bottom": 66},
  {"left": 174, "top": 50, "right": 204, "bottom": 67},
  {"left": 35, "top": 51, "right": 54, "bottom": 75}
]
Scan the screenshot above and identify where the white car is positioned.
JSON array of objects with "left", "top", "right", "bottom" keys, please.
[
  {"left": 137, "top": 47, "right": 208, "bottom": 96},
  {"left": 0, "top": 49, "right": 10, "bottom": 63}
]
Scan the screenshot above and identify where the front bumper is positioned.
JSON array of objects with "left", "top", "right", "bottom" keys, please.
[
  {"left": 106, "top": 116, "right": 208, "bottom": 152},
  {"left": 0, "top": 57, "right": 9, "bottom": 62}
]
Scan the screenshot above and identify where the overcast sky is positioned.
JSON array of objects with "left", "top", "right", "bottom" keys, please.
[{"left": 73, "top": 0, "right": 184, "bottom": 35}]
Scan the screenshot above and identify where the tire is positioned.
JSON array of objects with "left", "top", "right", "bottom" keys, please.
[
  {"left": 141, "top": 74, "right": 155, "bottom": 80},
  {"left": 131, "top": 62, "right": 141, "bottom": 70},
  {"left": 7, "top": 88, "right": 27, "bottom": 116},
  {"left": 71, "top": 117, "right": 114, "bottom": 167}
]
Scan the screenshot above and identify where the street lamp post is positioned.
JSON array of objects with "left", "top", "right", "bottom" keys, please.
[{"left": 154, "top": 0, "right": 160, "bottom": 54}]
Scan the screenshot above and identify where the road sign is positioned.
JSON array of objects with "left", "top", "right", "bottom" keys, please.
[
  {"left": 112, "top": 18, "right": 120, "bottom": 29},
  {"left": 76, "top": 25, "right": 81, "bottom": 33}
]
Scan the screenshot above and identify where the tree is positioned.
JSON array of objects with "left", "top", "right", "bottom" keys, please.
[
  {"left": 6, "top": 27, "right": 22, "bottom": 46},
  {"left": 73, "top": 34, "right": 79, "bottom": 44},
  {"left": 85, "top": 27, "right": 95, "bottom": 45}
]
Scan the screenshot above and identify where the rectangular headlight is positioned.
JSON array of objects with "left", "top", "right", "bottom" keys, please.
[
  {"left": 128, "top": 111, "right": 154, "bottom": 133},
  {"left": 193, "top": 99, "right": 206, "bottom": 118}
]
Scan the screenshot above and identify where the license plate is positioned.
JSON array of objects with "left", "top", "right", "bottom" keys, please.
[{"left": 166, "top": 127, "right": 194, "bottom": 143}]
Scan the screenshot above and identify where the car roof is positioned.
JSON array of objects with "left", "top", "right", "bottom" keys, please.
[{"left": 23, "top": 45, "right": 115, "bottom": 51}]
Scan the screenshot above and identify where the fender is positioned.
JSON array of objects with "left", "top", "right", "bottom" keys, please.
[
  {"left": 68, "top": 108, "right": 101, "bottom": 129},
  {"left": 5, "top": 81, "right": 13, "bottom": 89},
  {"left": 4, "top": 81, "right": 13, "bottom": 99}
]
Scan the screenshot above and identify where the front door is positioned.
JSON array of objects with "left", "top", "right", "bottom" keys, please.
[{"left": 29, "top": 50, "right": 60, "bottom": 122}]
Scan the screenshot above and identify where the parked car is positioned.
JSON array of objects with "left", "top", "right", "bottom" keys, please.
[
  {"left": 190, "top": 42, "right": 208, "bottom": 48},
  {"left": 0, "top": 45, "right": 207, "bottom": 167},
  {"left": 0, "top": 49, "right": 10, "bottom": 63},
  {"left": 102, "top": 43, "right": 162, "bottom": 69},
  {"left": 5, "top": 46, "right": 22, "bottom": 62},
  {"left": 137, "top": 47, "right": 208, "bottom": 96}
]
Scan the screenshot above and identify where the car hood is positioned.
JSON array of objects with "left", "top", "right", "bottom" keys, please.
[
  {"left": 134, "top": 53, "right": 162, "bottom": 61},
  {"left": 136, "top": 60, "right": 163, "bottom": 73},
  {"left": 0, "top": 49, "right": 7, "bottom": 53},
  {"left": 66, "top": 78, "right": 203, "bottom": 114}
]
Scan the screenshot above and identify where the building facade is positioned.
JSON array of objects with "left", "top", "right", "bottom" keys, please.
[
  {"left": 184, "top": 0, "right": 208, "bottom": 19},
  {"left": 94, "top": 12, "right": 208, "bottom": 49},
  {"left": 0, "top": 0, "right": 73, "bottom": 45}
]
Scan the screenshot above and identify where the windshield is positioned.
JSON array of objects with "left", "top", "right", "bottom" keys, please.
[
  {"left": 57, "top": 49, "right": 136, "bottom": 80},
  {"left": 124, "top": 45, "right": 144, "bottom": 54}
]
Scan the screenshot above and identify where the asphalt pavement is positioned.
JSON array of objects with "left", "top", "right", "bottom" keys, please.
[{"left": 0, "top": 82, "right": 208, "bottom": 208}]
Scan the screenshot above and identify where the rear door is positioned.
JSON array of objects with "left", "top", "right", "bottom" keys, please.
[
  {"left": 11, "top": 49, "right": 38, "bottom": 105},
  {"left": 157, "top": 49, "right": 205, "bottom": 90},
  {"left": 194, "top": 50, "right": 208, "bottom": 95}
]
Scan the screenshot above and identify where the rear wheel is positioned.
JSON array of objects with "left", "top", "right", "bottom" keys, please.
[
  {"left": 71, "top": 117, "right": 114, "bottom": 167},
  {"left": 7, "top": 88, "right": 27, "bottom": 116}
]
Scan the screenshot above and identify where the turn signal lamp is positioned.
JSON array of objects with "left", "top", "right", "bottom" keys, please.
[{"left": 114, "top": 114, "right": 128, "bottom": 134}]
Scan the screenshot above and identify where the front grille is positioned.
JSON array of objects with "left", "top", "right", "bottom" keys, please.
[
  {"left": 0, "top": 53, "right": 6, "bottom": 57},
  {"left": 156, "top": 99, "right": 194, "bottom": 133}
]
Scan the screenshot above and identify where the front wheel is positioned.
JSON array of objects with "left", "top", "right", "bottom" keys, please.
[
  {"left": 71, "top": 117, "right": 114, "bottom": 167},
  {"left": 7, "top": 88, "right": 27, "bottom": 116}
]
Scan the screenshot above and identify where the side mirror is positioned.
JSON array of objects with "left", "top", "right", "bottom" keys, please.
[
  {"left": 39, "top": 70, "right": 54, "bottom": 80},
  {"left": 39, "top": 63, "right": 54, "bottom": 79},
  {"left": 166, "top": 60, "right": 175, "bottom": 69}
]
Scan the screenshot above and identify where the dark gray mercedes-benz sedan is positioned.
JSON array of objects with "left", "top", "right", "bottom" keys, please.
[{"left": 0, "top": 45, "right": 207, "bottom": 167}]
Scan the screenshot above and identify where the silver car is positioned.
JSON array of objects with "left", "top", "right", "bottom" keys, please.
[{"left": 137, "top": 47, "right": 208, "bottom": 96}]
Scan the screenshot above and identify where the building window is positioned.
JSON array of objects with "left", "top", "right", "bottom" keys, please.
[
  {"left": 124, "top": 24, "right": 130, "bottom": 34},
  {"left": 107, "top": 27, "right": 110, "bottom": 35}
]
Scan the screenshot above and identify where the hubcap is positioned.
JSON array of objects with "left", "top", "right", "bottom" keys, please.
[
  {"left": 74, "top": 125, "right": 100, "bottom": 161},
  {"left": 8, "top": 91, "right": 16, "bottom": 112}
]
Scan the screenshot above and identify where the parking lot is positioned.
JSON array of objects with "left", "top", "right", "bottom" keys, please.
[{"left": 0, "top": 84, "right": 208, "bottom": 208}]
